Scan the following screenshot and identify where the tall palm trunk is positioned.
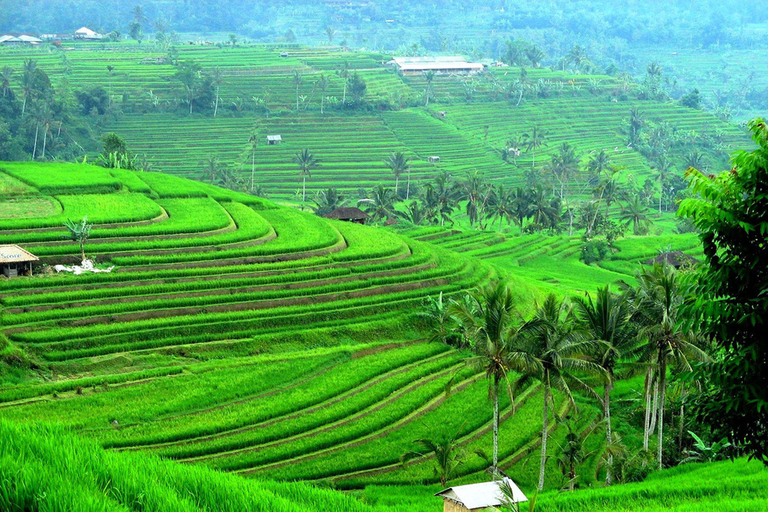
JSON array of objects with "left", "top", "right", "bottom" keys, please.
[
  {"left": 214, "top": 86, "right": 220, "bottom": 118},
  {"left": 604, "top": 380, "right": 613, "bottom": 485},
  {"left": 657, "top": 358, "right": 667, "bottom": 469},
  {"left": 41, "top": 126, "right": 48, "bottom": 159},
  {"left": 492, "top": 378, "right": 500, "bottom": 472},
  {"left": 538, "top": 381, "right": 550, "bottom": 491},
  {"left": 342, "top": 80, "right": 347, "bottom": 105},
  {"left": 394, "top": 176, "right": 399, "bottom": 196},
  {"left": 649, "top": 379, "right": 659, "bottom": 435},
  {"left": 302, "top": 175, "right": 307, "bottom": 202},
  {"left": 643, "top": 369, "right": 653, "bottom": 451},
  {"left": 32, "top": 123, "right": 39, "bottom": 160},
  {"left": 406, "top": 169, "right": 411, "bottom": 200},
  {"left": 22, "top": 95, "right": 27, "bottom": 117},
  {"left": 251, "top": 151, "right": 255, "bottom": 191}
]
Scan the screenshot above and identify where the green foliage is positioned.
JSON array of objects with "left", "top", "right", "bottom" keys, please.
[{"left": 679, "top": 118, "right": 768, "bottom": 463}]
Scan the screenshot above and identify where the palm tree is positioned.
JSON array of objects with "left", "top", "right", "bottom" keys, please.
[
  {"left": 293, "top": 149, "right": 320, "bottom": 202},
  {"left": 384, "top": 152, "right": 411, "bottom": 198},
  {"left": 1, "top": 66, "right": 12, "bottom": 97},
  {"left": 510, "top": 187, "right": 531, "bottom": 235},
  {"left": 449, "top": 282, "right": 523, "bottom": 473},
  {"left": 422, "top": 172, "right": 460, "bottom": 227},
  {"left": 336, "top": 61, "right": 350, "bottom": 105},
  {"left": 211, "top": 67, "right": 224, "bottom": 118},
  {"left": 627, "top": 107, "right": 645, "bottom": 146},
  {"left": 586, "top": 150, "right": 613, "bottom": 182},
  {"left": 204, "top": 155, "right": 222, "bottom": 184},
  {"left": 423, "top": 70, "right": 435, "bottom": 106},
  {"left": 292, "top": 71, "right": 304, "bottom": 111},
  {"left": 528, "top": 187, "right": 560, "bottom": 231},
  {"left": 522, "top": 125, "right": 547, "bottom": 169},
  {"left": 312, "top": 188, "right": 347, "bottom": 216},
  {"left": 358, "top": 185, "right": 397, "bottom": 222},
  {"left": 418, "top": 292, "right": 457, "bottom": 345},
  {"left": 525, "top": 46, "right": 545, "bottom": 68},
  {"left": 486, "top": 185, "right": 514, "bottom": 230},
  {"left": 400, "top": 432, "right": 465, "bottom": 487},
  {"left": 626, "top": 264, "right": 709, "bottom": 469},
  {"left": 566, "top": 45, "right": 586, "bottom": 70},
  {"left": 397, "top": 200, "right": 430, "bottom": 226},
  {"left": 513, "top": 294, "right": 606, "bottom": 491},
  {"left": 247, "top": 132, "right": 259, "bottom": 191},
  {"left": 20, "top": 59, "right": 37, "bottom": 117},
  {"left": 462, "top": 172, "right": 492, "bottom": 230},
  {"left": 316, "top": 74, "right": 330, "bottom": 114},
  {"left": 325, "top": 25, "right": 337, "bottom": 44},
  {"left": 620, "top": 195, "right": 652, "bottom": 235},
  {"left": 573, "top": 286, "right": 634, "bottom": 485}
]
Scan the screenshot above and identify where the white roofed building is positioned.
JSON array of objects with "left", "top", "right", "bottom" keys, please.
[
  {"left": 388, "top": 56, "right": 485, "bottom": 76},
  {"left": 435, "top": 478, "right": 527, "bottom": 512},
  {"left": 74, "top": 27, "right": 103, "bottom": 40}
]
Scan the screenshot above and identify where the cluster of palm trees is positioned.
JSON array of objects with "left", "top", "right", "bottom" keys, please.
[{"left": 418, "top": 262, "right": 708, "bottom": 491}]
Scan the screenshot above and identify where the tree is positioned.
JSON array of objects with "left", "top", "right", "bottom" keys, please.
[
  {"left": 449, "top": 282, "right": 522, "bottom": 473},
  {"left": 336, "top": 61, "right": 350, "bottom": 105},
  {"left": 316, "top": 74, "right": 329, "bottom": 114},
  {"left": 347, "top": 73, "right": 367, "bottom": 107},
  {"left": 566, "top": 45, "right": 587, "bottom": 71},
  {"left": 384, "top": 152, "right": 411, "bottom": 199},
  {"left": 204, "top": 155, "right": 222, "bottom": 184},
  {"left": 1, "top": 67, "right": 12, "bottom": 98},
  {"left": 620, "top": 195, "right": 652, "bottom": 235},
  {"left": 292, "top": 71, "right": 304, "bottom": 111},
  {"left": 522, "top": 125, "right": 547, "bottom": 169},
  {"left": 525, "top": 45, "right": 545, "bottom": 68},
  {"left": 418, "top": 292, "right": 457, "bottom": 346},
  {"left": 422, "top": 172, "right": 460, "bottom": 227},
  {"left": 400, "top": 433, "right": 465, "bottom": 487},
  {"left": 293, "top": 149, "right": 319, "bottom": 202},
  {"left": 423, "top": 70, "right": 435, "bottom": 106},
  {"left": 358, "top": 185, "right": 397, "bottom": 222},
  {"left": 312, "top": 188, "right": 347, "bottom": 216},
  {"left": 586, "top": 150, "right": 613, "bottom": 182},
  {"left": 397, "top": 200, "right": 430, "bottom": 226},
  {"left": 627, "top": 108, "right": 645, "bottom": 146},
  {"left": 679, "top": 119, "right": 768, "bottom": 463},
  {"left": 513, "top": 294, "right": 606, "bottom": 491},
  {"left": 247, "top": 131, "right": 258, "bottom": 191},
  {"left": 574, "top": 286, "right": 634, "bottom": 485},
  {"left": 462, "top": 171, "right": 492, "bottom": 229},
  {"left": 325, "top": 26, "right": 336, "bottom": 44},
  {"left": 626, "top": 264, "right": 709, "bottom": 469},
  {"left": 509, "top": 187, "right": 531, "bottom": 235},
  {"left": 64, "top": 216, "right": 93, "bottom": 262},
  {"left": 211, "top": 67, "right": 224, "bottom": 118}
]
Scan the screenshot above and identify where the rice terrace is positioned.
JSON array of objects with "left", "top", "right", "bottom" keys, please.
[{"left": 0, "top": 1, "right": 766, "bottom": 511}]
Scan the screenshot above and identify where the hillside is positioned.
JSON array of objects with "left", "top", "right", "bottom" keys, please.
[
  {"left": 0, "top": 44, "right": 750, "bottom": 203},
  {"left": 4, "top": 419, "right": 765, "bottom": 512}
]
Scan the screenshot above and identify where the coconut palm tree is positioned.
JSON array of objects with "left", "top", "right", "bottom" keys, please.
[
  {"left": 462, "top": 171, "right": 492, "bottom": 229},
  {"left": 292, "top": 71, "right": 304, "bottom": 111},
  {"left": 586, "top": 150, "right": 613, "bottom": 182},
  {"left": 450, "top": 282, "right": 526, "bottom": 474},
  {"left": 1, "top": 66, "right": 12, "bottom": 98},
  {"left": 400, "top": 431, "right": 466, "bottom": 487},
  {"left": 522, "top": 125, "right": 547, "bottom": 169},
  {"left": 204, "top": 155, "right": 222, "bottom": 184},
  {"left": 293, "top": 149, "right": 320, "bottom": 202},
  {"left": 247, "top": 131, "right": 258, "bottom": 191},
  {"left": 620, "top": 195, "right": 652, "bottom": 235},
  {"left": 510, "top": 187, "right": 531, "bottom": 235},
  {"left": 424, "top": 70, "right": 435, "bottom": 106},
  {"left": 573, "top": 286, "right": 634, "bottom": 485},
  {"left": 625, "top": 264, "right": 709, "bottom": 469},
  {"left": 513, "top": 294, "right": 606, "bottom": 491},
  {"left": 525, "top": 45, "right": 546, "bottom": 68},
  {"left": 397, "top": 200, "right": 430, "bottom": 226},
  {"left": 358, "top": 185, "right": 397, "bottom": 222},
  {"left": 384, "top": 152, "right": 411, "bottom": 198},
  {"left": 211, "top": 67, "right": 224, "bottom": 118},
  {"left": 336, "top": 60, "right": 350, "bottom": 105},
  {"left": 20, "top": 59, "right": 37, "bottom": 117},
  {"left": 316, "top": 74, "right": 330, "bottom": 114},
  {"left": 311, "top": 187, "right": 347, "bottom": 216}
]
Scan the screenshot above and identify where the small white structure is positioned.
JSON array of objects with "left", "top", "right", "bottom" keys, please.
[
  {"left": 0, "top": 34, "right": 42, "bottom": 45},
  {"left": 435, "top": 478, "right": 527, "bottom": 512},
  {"left": 74, "top": 27, "right": 103, "bottom": 41},
  {"left": 266, "top": 135, "right": 282, "bottom": 145},
  {"left": 387, "top": 56, "right": 485, "bottom": 76},
  {"left": 428, "top": 156, "right": 441, "bottom": 163},
  {"left": 0, "top": 245, "right": 38, "bottom": 278}
]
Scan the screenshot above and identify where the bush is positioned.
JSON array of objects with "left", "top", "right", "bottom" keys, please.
[{"left": 580, "top": 240, "right": 609, "bottom": 264}]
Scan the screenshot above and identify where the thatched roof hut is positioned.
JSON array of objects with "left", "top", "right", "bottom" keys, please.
[
  {"left": 323, "top": 207, "right": 369, "bottom": 224},
  {"left": 0, "top": 245, "right": 38, "bottom": 278}
]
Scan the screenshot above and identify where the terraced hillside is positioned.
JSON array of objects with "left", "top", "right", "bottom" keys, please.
[
  {"left": 0, "top": 44, "right": 750, "bottom": 202},
  {"left": 2, "top": 161, "right": 611, "bottom": 490}
]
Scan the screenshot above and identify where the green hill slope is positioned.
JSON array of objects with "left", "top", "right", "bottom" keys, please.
[{"left": 0, "top": 420, "right": 371, "bottom": 512}]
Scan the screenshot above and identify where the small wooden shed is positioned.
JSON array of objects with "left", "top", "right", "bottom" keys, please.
[
  {"left": 435, "top": 478, "right": 527, "bottom": 512},
  {"left": 266, "top": 135, "right": 282, "bottom": 145},
  {"left": 0, "top": 245, "right": 38, "bottom": 278},
  {"left": 323, "top": 207, "right": 369, "bottom": 224}
]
